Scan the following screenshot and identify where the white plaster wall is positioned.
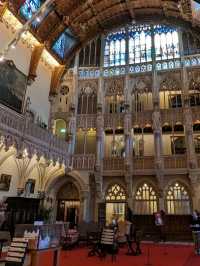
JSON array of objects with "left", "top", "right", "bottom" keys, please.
[
  {"left": 26, "top": 62, "right": 51, "bottom": 124},
  {"left": 0, "top": 23, "right": 50, "bottom": 124}
]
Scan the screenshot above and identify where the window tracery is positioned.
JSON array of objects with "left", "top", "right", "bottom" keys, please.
[
  {"left": 106, "top": 184, "right": 126, "bottom": 202},
  {"left": 166, "top": 182, "right": 191, "bottom": 214},
  {"left": 77, "top": 86, "right": 97, "bottom": 114},
  {"left": 134, "top": 183, "right": 158, "bottom": 214},
  {"left": 104, "top": 24, "right": 180, "bottom": 69}
]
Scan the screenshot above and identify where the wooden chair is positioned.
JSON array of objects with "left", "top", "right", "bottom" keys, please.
[
  {"left": 99, "top": 228, "right": 117, "bottom": 262},
  {"left": 5, "top": 237, "right": 28, "bottom": 266}
]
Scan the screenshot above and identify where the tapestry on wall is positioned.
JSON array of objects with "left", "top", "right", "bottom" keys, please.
[
  {"left": 0, "top": 60, "right": 27, "bottom": 113},
  {"left": 0, "top": 174, "right": 11, "bottom": 191}
]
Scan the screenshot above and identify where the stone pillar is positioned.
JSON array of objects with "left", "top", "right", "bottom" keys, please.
[
  {"left": 189, "top": 172, "right": 200, "bottom": 210},
  {"left": 68, "top": 54, "right": 79, "bottom": 155},
  {"left": 96, "top": 76, "right": 104, "bottom": 170},
  {"left": 80, "top": 190, "right": 90, "bottom": 222},
  {"left": 48, "top": 95, "right": 56, "bottom": 132},
  {"left": 151, "top": 33, "right": 164, "bottom": 192},
  {"left": 124, "top": 75, "right": 133, "bottom": 167},
  {"left": 179, "top": 31, "right": 197, "bottom": 169}
]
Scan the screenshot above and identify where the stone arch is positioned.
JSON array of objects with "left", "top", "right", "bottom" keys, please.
[
  {"left": 159, "top": 75, "right": 181, "bottom": 91},
  {"left": 163, "top": 178, "right": 192, "bottom": 198},
  {"left": 45, "top": 170, "right": 87, "bottom": 197},
  {"left": 132, "top": 177, "right": 159, "bottom": 198}
]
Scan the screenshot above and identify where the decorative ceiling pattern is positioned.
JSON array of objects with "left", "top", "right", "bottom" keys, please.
[{"left": 7, "top": 0, "right": 200, "bottom": 64}]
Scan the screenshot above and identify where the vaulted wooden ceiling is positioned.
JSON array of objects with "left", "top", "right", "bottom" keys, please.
[{"left": 8, "top": 0, "right": 200, "bottom": 64}]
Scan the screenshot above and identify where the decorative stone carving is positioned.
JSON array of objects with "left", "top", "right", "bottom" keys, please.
[
  {"left": 152, "top": 107, "right": 162, "bottom": 132},
  {"left": 104, "top": 77, "right": 124, "bottom": 96}
]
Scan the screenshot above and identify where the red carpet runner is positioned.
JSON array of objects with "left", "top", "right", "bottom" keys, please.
[{"left": 57, "top": 244, "right": 200, "bottom": 266}]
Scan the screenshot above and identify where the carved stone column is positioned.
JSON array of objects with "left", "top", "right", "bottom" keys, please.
[
  {"left": 80, "top": 190, "right": 90, "bottom": 222},
  {"left": 68, "top": 54, "right": 79, "bottom": 155},
  {"left": 184, "top": 99, "right": 198, "bottom": 169},
  {"left": 151, "top": 31, "right": 164, "bottom": 192},
  {"left": 96, "top": 76, "right": 104, "bottom": 169},
  {"left": 189, "top": 172, "right": 200, "bottom": 210},
  {"left": 179, "top": 31, "right": 198, "bottom": 169},
  {"left": 124, "top": 75, "right": 133, "bottom": 167},
  {"left": 48, "top": 95, "right": 56, "bottom": 132}
]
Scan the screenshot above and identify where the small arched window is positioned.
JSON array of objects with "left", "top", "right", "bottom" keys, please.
[
  {"left": 165, "top": 182, "right": 191, "bottom": 214},
  {"left": 106, "top": 184, "right": 126, "bottom": 202},
  {"left": 77, "top": 87, "right": 97, "bottom": 114},
  {"left": 134, "top": 183, "right": 158, "bottom": 214},
  {"left": 54, "top": 119, "right": 67, "bottom": 140}
]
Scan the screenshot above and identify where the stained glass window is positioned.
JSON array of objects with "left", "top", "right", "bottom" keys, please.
[
  {"left": 166, "top": 182, "right": 191, "bottom": 214},
  {"left": 104, "top": 29, "right": 126, "bottom": 67},
  {"left": 52, "top": 29, "right": 77, "bottom": 60},
  {"left": 106, "top": 184, "right": 126, "bottom": 201},
  {"left": 104, "top": 24, "right": 180, "bottom": 68},
  {"left": 154, "top": 25, "right": 179, "bottom": 61},
  {"left": 129, "top": 25, "right": 152, "bottom": 64},
  {"left": 20, "top": 0, "right": 41, "bottom": 21},
  {"left": 134, "top": 183, "right": 158, "bottom": 214},
  {"left": 192, "top": 0, "right": 200, "bottom": 20}
]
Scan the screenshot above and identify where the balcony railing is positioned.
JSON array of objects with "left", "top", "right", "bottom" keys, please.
[
  {"left": 103, "top": 157, "right": 125, "bottom": 171},
  {"left": 160, "top": 108, "right": 183, "bottom": 124},
  {"left": 133, "top": 156, "right": 154, "bottom": 170},
  {"left": 133, "top": 110, "right": 153, "bottom": 126},
  {"left": 72, "top": 154, "right": 95, "bottom": 170},
  {"left": 104, "top": 113, "right": 124, "bottom": 128},
  {"left": 0, "top": 104, "right": 69, "bottom": 162},
  {"left": 76, "top": 114, "right": 97, "bottom": 129},
  {"left": 164, "top": 155, "right": 187, "bottom": 169}
]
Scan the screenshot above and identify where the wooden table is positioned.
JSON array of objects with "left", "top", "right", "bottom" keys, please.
[{"left": 29, "top": 247, "right": 61, "bottom": 266}]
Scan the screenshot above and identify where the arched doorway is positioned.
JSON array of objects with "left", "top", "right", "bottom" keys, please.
[
  {"left": 57, "top": 182, "right": 80, "bottom": 226},
  {"left": 105, "top": 184, "right": 127, "bottom": 225}
]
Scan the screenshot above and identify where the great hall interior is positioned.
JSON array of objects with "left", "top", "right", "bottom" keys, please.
[{"left": 0, "top": 1, "right": 200, "bottom": 265}]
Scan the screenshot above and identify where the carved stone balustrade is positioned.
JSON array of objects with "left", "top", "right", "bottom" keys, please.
[
  {"left": 52, "top": 111, "right": 70, "bottom": 121},
  {"left": 164, "top": 155, "right": 187, "bottom": 169},
  {"left": 104, "top": 114, "right": 124, "bottom": 129},
  {"left": 191, "top": 106, "right": 200, "bottom": 122},
  {"left": 76, "top": 115, "right": 97, "bottom": 129},
  {"left": 72, "top": 154, "right": 95, "bottom": 170},
  {"left": 133, "top": 156, "right": 154, "bottom": 170},
  {"left": 103, "top": 157, "right": 125, "bottom": 171},
  {"left": 160, "top": 108, "right": 184, "bottom": 124},
  {"left": 132, "top": 111, "right": 153, "bottom": 127},
  {"left": 0, "top": 104, "right": 70, "bottom": 164}
]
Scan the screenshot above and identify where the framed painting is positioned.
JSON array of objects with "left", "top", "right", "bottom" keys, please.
[{"left": 0, "top": 60, "right": 27, "bottom": 113}]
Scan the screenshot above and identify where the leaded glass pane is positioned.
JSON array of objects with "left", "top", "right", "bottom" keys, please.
[
  {"left": 20, "top": 0, "right": 41, "bottom": 21},
  {"left": 52, "top": 29, "right": 77, "bottom": 59},
  {"left": 104, "top": 28, "right": 126, "bottom": 66},
  {"left": 135, "top": 183, "right": 158, "bottom": 214},
  {"left": 106, "top": 184, "right": 126, "bottom": 202},
  {"left": 166, "top": 182, "right": 191, "bottom": 214}
]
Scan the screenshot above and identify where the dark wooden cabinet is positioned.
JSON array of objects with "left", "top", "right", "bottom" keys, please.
[
  {"left": 5, "top": 197, "right": 40, "bottom": 237},
  {"left": 133, "top": 215, "right": 192, "bottom": 241}
]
